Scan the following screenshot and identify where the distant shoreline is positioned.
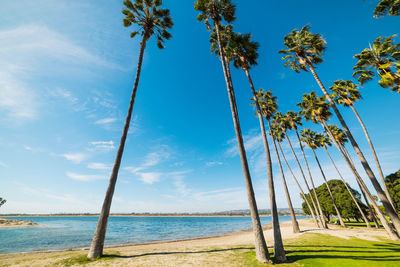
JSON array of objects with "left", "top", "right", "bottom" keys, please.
[{"left": 1, "top": 213, "right": 305, "bottom": 218}]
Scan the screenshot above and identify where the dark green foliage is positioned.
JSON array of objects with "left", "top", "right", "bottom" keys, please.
[
  {"left": 251, "top": 89, "right": 278, "bottom": 120},
  {"left": 122, "top": 0, "right": 173, "bottom": 48},
  {"left": 330, "top": 80, "right": 362, "bottom": 107},
  {"left": 279, "top": 25, "right": 326, "bottom": 73},
  {"left": 374, "top": 0, "right": 400, "bottom": 18},
  {"left": 209, "top": 24, "right": 234, "bottom": 56},
  {"left": 194, "top": 0, "right": 236, "bottom": 30},
  {"left": 0, "top": 197, "right": 5, "bottom": 208},
  {"left": 385, "top": 169, "right": 400, "bottom": 212},
  {"left": 225, "top": 32, "right": 259, "bottom": 70},
  {"left": 301, "top": 180, "right": 368, "bottom": 221},
  {"left": 353, "top": 36, "right": 400, "bottom": 93},
  {"left": 297, "top": 91, "right": 332, "bottom": 123}
]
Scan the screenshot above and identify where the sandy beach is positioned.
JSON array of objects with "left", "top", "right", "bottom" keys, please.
[
  {"left": 0, "top": 217, "right": 40, "bottom": 229},
  {"left": 0, "top": 219, "right": 391, "bottom": 266}
]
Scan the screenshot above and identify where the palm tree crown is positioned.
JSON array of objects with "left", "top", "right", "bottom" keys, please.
[
  {"left": 195, "top": 0, "right": 236, "bottom": 29},
  {"left": 225, "top": 32, "right": 259, "bottom": 70},
  {"left": 374, "top": 0, "right": 400, "bottom": 18},
  {"left": 353, "top": 35, "right": 400, "bottom": 93},
  {"left": 209, "top": 24, "right": 234, "bottom": 56},
  {"left": 326, "top": 125, "right": 348, "bottom": 147},
  {"left": 253, "top": 89, "right": 278, "bottom": 120},
  {"left": 330, "top": 80, "right": 362, "bottom": 107},
  {"left": 279, "top": 25, "right": 326, "bottom": 73},
  {"left": 300, "top": 129, "right": 319, "bottom": 150},
  {"left": 297, "top": 91, "right": 332, "bottom": 123},
  {"left": 122, "top": 0, "right": 173, "bottom": 48}
]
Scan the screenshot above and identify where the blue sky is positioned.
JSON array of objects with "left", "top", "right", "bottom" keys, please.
[{"left": 0, "top": 0, "right": 399, "bottom": 214}]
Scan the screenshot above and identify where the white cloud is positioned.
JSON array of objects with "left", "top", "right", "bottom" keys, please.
[
  {"left": 95, "top": 118, "right": 117, "bottom": 125},
  {"left": 62, "top": 152, "right": 87, "bottom": 164},
  {"left": 0, "top": 162, "right": 6, "bottom": 167},
  {"left": 0, "top": 24, "right": 120, "bottom": 121},
  {"left": 90, "top": 141, "right": 115, "bottom": 151},
  {"left": 87, "top": 162, "right": 111, "bottom": 170},
  {"left": 206, "top": 161, "right": 223, "bottom": 167},
  {"left": 137, "top": 172, "right": 161, "bottom": 184},
  {"left": 66, "top": 172, "right": 106, "bottom": 182}
]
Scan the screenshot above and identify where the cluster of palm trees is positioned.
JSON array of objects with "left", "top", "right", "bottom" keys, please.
[{"left": 85, "top": 0, "right": 399, "bottom": 263}]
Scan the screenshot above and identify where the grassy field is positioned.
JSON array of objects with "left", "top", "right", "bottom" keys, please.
[{"left": 231, "top": 233, "right": 400, "bottom": 266}]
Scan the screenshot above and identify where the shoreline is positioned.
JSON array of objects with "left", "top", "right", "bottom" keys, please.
[
  {"left": 0, "top": 214, "right": 305, "bottom": 218},
  {"left": 0, "top": 217, "right": 42, "bottom": 229}
]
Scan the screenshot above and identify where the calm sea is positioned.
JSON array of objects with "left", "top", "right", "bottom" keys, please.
[{"left": 0, "top": 216, "right": 305, "bottom": 254}]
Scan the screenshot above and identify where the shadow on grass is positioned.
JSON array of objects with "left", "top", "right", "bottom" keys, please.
[{"left": 103, "top": 247, "right": 254, "bottom": 259}]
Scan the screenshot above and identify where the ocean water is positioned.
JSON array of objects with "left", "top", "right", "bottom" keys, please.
[{"left": 0, "top": 216, "right": 305, "bottom": 254}]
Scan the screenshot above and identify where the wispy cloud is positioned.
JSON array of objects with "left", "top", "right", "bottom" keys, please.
[
  {"left": 90, "top": 141, "right": 115, "bottom": 151},
  {"left": 95, "top": 118, "right": 117, "bottom": 125},
  {"left": 206, "top": 161, "right": 223, "bottom": 167},
  {"left": 87, "top": 162, "right": 111, "bottom": 170},
  {"left": 61, "top": 153, "right": 87, "bottom": 164},
  {"left": 136, "top": 172, "right": 162, "bottom": 184},
  {"left": 66, "top": 172, "right": 106, "bottom": 182}
]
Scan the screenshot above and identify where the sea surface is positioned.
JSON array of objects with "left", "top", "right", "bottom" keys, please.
[{"left": 0, "top": 215, "right": 305, "bottom": 254}]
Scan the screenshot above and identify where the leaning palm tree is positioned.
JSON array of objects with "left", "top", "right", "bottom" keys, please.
[
  {"left": 195, "top": 0, "right": 270, "bottom": 263},
  {"left": 224, "top": 31, "right": 286, "bottom": 261},
  {"left": 328, "top": 125, "right": 381, "bottom": 229},
  {"left": 270, "top": 123, "right": 301, "bottom": 233},
  {"left": 280, "top": 25, "right": 400, "bottom": 232},
  {"left": 273, "top": 112, "right": 324, "bottom": 228},
  {"left": 300, "top": 129, "right": 346, "bottom": 227},
  {"left": 353, "top": 35, "right": 400, "bottom": 93},
  {"left": 88, "top": 0, "right": 173, "bottom": 258},
  {"left": 251, "top": 90, "right": 287, "bottom": 261},
  {"left": 273, "top": 128, "right": 319, "bottom": 228},
  {"left": 298, "top": 92, "right": 399, "bottom": 239},
  {"left": 374, "top": 0, "right": 400, "bottom": 18},
  {"left": 330, "top": 80, "right": 396, "bottom": 210},
  {"left": 318, "top": 132, "right": 371, "bottom": 227}
]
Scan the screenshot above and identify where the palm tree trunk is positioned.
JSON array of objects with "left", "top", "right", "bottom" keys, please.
[
  {"left": 244, "top": 70, "right": 286, "bottom": 261},
  {"left": 278, "top": 142, "right": 318, "bottom": 228},
  {"left": 342, "top": 145, "right": 381, "bottom": 228},
  {"left": 284, "top": 131, "right": 323, "bottom": 228},
  {"left": 214, "top": 22, "right": 270, "bottom": 264},
  {"left": 306, "top": 61, "right": 400, "bottom": 233},
  {"left": 269, "top": 132, "right": 300, "bottom": 233},
  {"left": 310, "top": 148, "right": 346, "bottom": 227},
  {"left": 349, "top": 105, "right": 396, "bottom": 211},
  {"left": 323, "top": 146, "right": 370, "bottom": 228},
  {"left": 295, "top": 130, "right": 328, "bottom": 229},
  {"left": 88, "top": 36, "right": 148, "bottom": 258},
  {"left": 322, "top": 121, "right": 399, "bottom": 240}
]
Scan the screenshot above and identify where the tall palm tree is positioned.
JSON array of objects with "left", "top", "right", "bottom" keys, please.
[
  {"left": 223, "top": 31, "right": 286, "bottom": 261},
  {"left": 353, "top": 36, "right": 400, "bottom": 93},
  {"left": 270, "top": 122, "right": 301, "bottom": 234},
  {"left": 318, "top": 132, "right": 371, "bottom": 227},
  {"left": 273, "top": 112, "right": 324, "bottom": 228},
  {"left": 330, "top": 80, "right": 396, "bottom": 210},
  {"left": 88, "top": 0, "right": 173, "bottom": 258},
  {"left": 374, "top": 0, "right": 400, "bottom": 18},
  {"left": 274, "top": 129, "right": 319, "bottom": 228},
  {"left": 327, "top": 125, "right": 381, "bottom": 228},
  {"left": 252, "top": 90, "right": 287, "bottom": 261},
  {"left": 280, "top": 25, "right": 400, "bottom": 232},
  {"left": 298, "top": 92, "right": 399, "bottom": 239},
  {"left": 300, "top": 129, "right": 346, "bottom": 227},
  {"left": 195, "top": 0, "right": 270, "bottom": 263}
]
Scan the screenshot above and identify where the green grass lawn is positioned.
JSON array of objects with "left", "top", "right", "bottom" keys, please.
[{"left": 230, "top": 233, "right": 400, "bottom": 266}]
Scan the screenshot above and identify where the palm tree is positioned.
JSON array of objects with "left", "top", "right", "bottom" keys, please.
[
  {"left": 300, "top": 129, "right": 346, "bottom": 227},
  {"left": 374, "top": 0, "right": 400, "bottom": 18},
  {"left": 318, "top": 132, "right": 371, "bottom": 227},
  {"left": 270, "top": 122, "right": 301, "bottom": 234},
  {"left": 223, "top": 31, "right": 286, "bottom": 261},
  {"left": 195, "top": 0, "right": 270, "bottom": 263},
  {"left": 280, "top": 25, "right": 400, "bottom": 233},
  {"left": 88, "top": 0, "right": 173, "bottom": 258},
  {"left": 353, "top": 36, "right": 400, "bottom": 93},
  {"left": 330, "top": 80, "right": 396, "bottom": 210},
  {"left": 274, "top": 129, "right": 319, "bottom": 228},
  {"left": 298, "top": 92, "right": 399, "bottom": 239},
  {"left": 251, "top": 90, "right": 287, "bottom": 261},
  {"left": 273, "top": 112, "right": 325, "bottom": 228}
]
